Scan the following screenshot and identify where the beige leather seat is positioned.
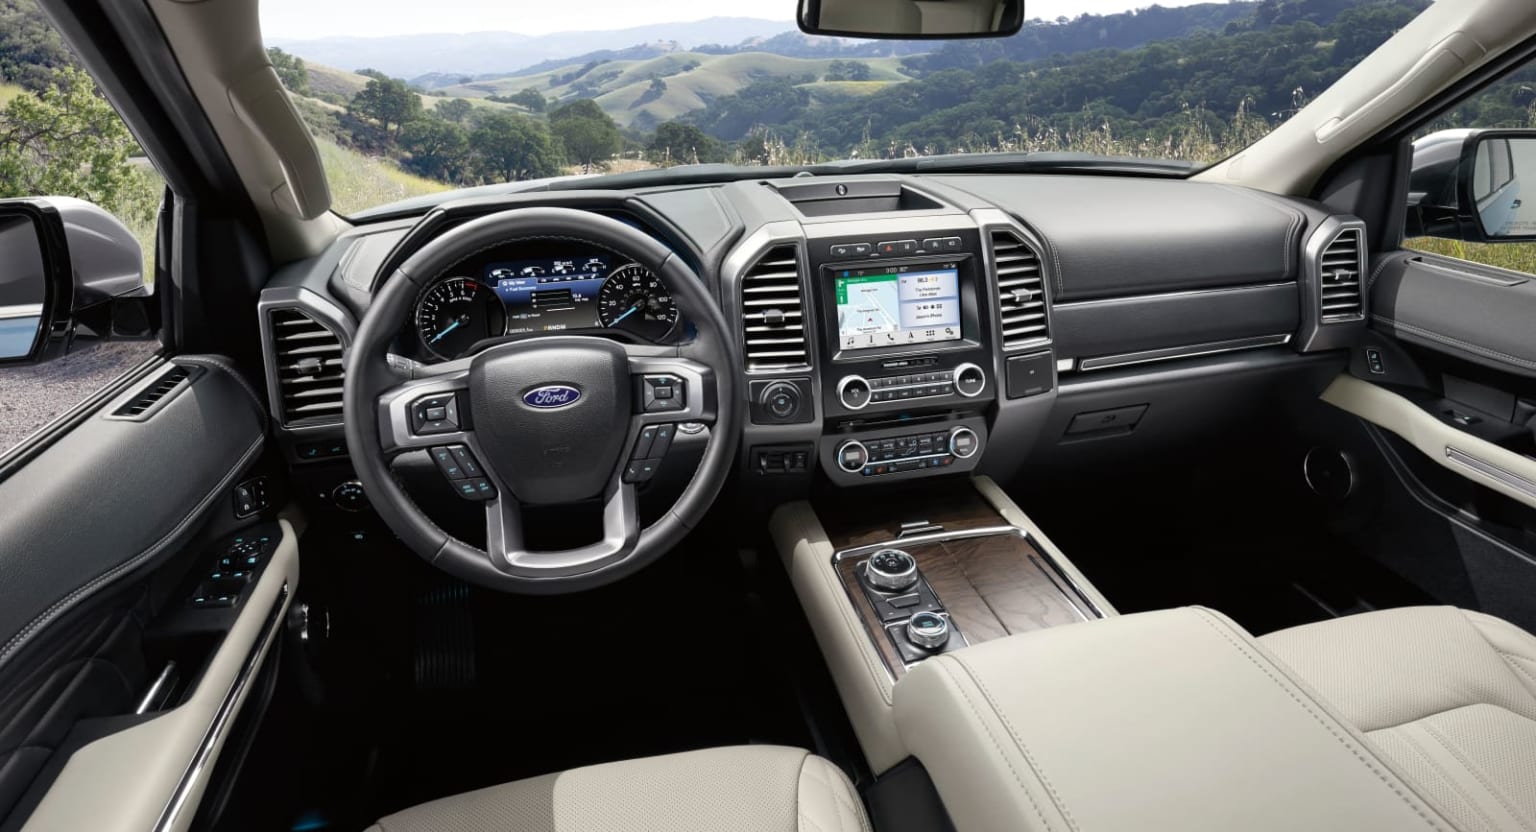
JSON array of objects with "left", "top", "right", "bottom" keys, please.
[
  {"left": 1262, "top": 606, "right": 1536, "bottom": 831},
  {"left": 367, "top": 745, "right": 869, "bottom": 832}
]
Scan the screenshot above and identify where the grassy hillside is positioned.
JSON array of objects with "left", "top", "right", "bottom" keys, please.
[
  {"left": 0, "top": 81, "right": 23, "bottom": 105},
  {"left": 314, "top": 136, "right": 449, "bottom": 215},
  {"left": 441, "top": 52, "right": 909, "bottom": 126},
  {"left": 304, "top": 60, "right": 527, "bottom": 115}
]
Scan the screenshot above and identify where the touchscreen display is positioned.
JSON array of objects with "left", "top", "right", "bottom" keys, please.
[
  {"left": 835, "top": 265, "right": 961, "bottom": 349},
  {"left": 486, "top": 254, "right": 613, "bottom": 333}
]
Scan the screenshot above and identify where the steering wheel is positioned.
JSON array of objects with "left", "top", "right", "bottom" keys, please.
[{"left": 343, "top": 207, "right": 741, "bottom": 593}]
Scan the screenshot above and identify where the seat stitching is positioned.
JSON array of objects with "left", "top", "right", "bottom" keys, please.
[
  {"left": 951, "top": 653, "right": 1081, "bottom": 832},
  {"left": 1190, "top": 609, "right": 1446, "bottom": 830},
  {"left": 800, "top": 759, "right": 852, "bottom": 832},
  {"left": 1496, "top": 652, "right": 1536, "bottom": 699},
  {"left": 1393, "top": 726, "right": 1504, "bottom": 832},
  {"left": 802, "top": 761, "right": 864, "bottom": 827},
  {"left": 1420, "top": 719, "right": 1536, "bottom": 832},
  {"left": 933, "top": 657, "right": 1057, "bottom": 832}
]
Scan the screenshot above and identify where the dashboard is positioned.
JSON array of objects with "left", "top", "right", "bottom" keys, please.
[
  {"left": 262, "top": 171, "right": 1365, "bottom": 500},
  {"left": 401, "top": 240, "right": 685, "bottom": 362}
]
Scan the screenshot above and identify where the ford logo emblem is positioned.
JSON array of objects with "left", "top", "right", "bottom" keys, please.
[{"left": 523, "top": 385, "right": 582, "bottom": 409}]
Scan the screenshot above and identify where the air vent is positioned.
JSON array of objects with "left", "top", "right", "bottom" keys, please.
[
  {"left": 108, "top": 365, "right": 199, "bottom": 419},
  {"left": 990, "top": 230, "right": 1050, "bottom": 349},
  {"left": 740, "top": 245, "right": 809, "bottom": 372},
  {"left": 270, "top": 308, "right": 345, "bottom": 425},
  {"left": 1318, "top": 228, "right": 1365, "bottom": 321}
]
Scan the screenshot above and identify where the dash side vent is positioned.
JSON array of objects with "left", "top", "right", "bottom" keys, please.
[
  {"left": 270, "top": 308, "right": 345, "bottom": 425},
  {"left": 108, "top": 365, "right": 199, "bottom": 420},
  {"left": 740, "top": 245, "right": 809, "bottom": 372},
  {"left": 1318, "top": 228, "right": 1365, "bottom": 321},
  {"left": 990, "top": 229, "right": 1050, "bottom": 350}
]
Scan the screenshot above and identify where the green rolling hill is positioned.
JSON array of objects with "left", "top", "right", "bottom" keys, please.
[{"left": 441, "top": 52, "right": 911, "bottom": 127}]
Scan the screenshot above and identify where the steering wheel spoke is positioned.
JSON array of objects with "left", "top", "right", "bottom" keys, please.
[
  {"left": 375, "top": 368, "right": 474, "bottom": 455},
  {"left": 485, "top": 472, "right": 641, "bottom": 579},
  {"left": 625, "top": 349, "right": 719, "bottom": 427}
]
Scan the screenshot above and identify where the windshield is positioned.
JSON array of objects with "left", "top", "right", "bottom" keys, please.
[{"left": 257, "top": 0, "right": 1433, "bottom": 215}]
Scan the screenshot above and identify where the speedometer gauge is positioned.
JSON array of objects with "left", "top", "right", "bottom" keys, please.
[
  {"left": 415, "top": 277, "right": 505, "bottom": 360},
  {"left": 597, "top": 263, "right": 678, "bottom": 341}
]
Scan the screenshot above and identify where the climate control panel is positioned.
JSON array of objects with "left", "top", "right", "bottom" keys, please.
[{"left": 819, "top": 416, "right": 986, "bottom": 486}]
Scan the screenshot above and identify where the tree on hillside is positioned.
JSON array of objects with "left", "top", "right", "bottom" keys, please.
[
  {"left": 0, "top": 0, "right": 78, "bottom": 91},
  {"left": 509, "top": 88, "right": 547, "bottom": 112},
  {"left": 824, "top": 60, "right": 872, "bottom": 82},
  {"left": 0, "top": 66, "right": 144, "bottom": 207},
  {"left": 471, "top": 112, "right": 562, "bottom": 182},
  {"left": 548, "top": 99, "right": 622, "bottom": 172},
  {"left": 636, "top": 76, "right": 668, "bottom": 106},
  {"left": 266, "top": 47, "right": 310, "bottom": 95},
  {"left": 649, "top": 121, "right": 716, "bottom": 165},
  {"left": 434, "top": 97, "right": 472, "bottom": 124},
  {"left": 401, "top": 118, "right": 468, "bottom": 182},
  {"left": 350, "top": 76, "right": 422, "bottom": 138}
]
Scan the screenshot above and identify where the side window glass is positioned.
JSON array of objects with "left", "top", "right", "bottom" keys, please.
[{"left": 0, "top": 2, "right": 163, "bottom": 456}]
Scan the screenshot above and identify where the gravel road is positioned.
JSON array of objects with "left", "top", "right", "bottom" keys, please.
[{"left": 0, "top": 341, "right": 159, "bottom": 453}]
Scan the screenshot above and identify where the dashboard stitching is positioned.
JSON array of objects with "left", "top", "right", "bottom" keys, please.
[
  {"left": 1367, "top": 252, "right": 1409, "bottom": 292},
  {"left": 1216, "top": 184, "right": 1302, "bottom": 278}
]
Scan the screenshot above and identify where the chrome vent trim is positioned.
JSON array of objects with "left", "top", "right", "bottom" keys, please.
[
  {"left": 1318, "top": 227, "right": 1365, "bottom": 321},
  {"left": 269, "top": 308, "right": 345, "bottom": 426},
  {"left": 989, "top": 229, "right": 1050, "bottom": 350},
  {"left": 740, "top": 244, "right": 810, "bottom": 372}
]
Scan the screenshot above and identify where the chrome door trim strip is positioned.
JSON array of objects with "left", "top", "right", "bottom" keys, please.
[
  {"left": 1447, "top": 446, "right": 1536, "bottom": 500},
  {"left": 154, "top": 583, "right": 289, "bottom": 832}
]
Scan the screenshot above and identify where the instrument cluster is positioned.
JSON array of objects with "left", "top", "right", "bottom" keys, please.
[{"left": 407, "top": 241, "right": 682, "bottom": 361}]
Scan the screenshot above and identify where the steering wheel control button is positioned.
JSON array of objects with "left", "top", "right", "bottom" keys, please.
[
  {"left": 953, "top": 363, "right": 987, "bottom": 398},
  {"left": 950, "top": 427, "right": 980, "bottom": 459},
  {"left": 633, "top": 425, "right": 660, "bottom": 458},
  {"left": 837, "top": 375, "right": 872, "bottom": 410},
  {"left": 641, "top": 375, "right": 686, "bottom": 413},
  {"left": 447, "top": 445, "right": 483, "bottom": 477},
  {"left": 906, "top": 612, "right": 951, "bottom": 650},
  {"left": 865, "top": 548, "right": 919, "bottom": 592},
  {"left": 623, "top": 458, "right": 661, "bottom": 484},
  {"left": 836, "top": 440, "right": 869, "bottom": 473},
  {"left": 431, "top": 446, "right": 467, "bottom": 479},
  {"left": 453, "top": 478, "right": 496, "bottom": 501},
  {"left": 411, "top": 393, "right": 461, "bottom": 435}
]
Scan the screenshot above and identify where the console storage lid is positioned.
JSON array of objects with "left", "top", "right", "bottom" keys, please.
[{"left": 892, "top": 607, "right": 1451, "bottom": 832}]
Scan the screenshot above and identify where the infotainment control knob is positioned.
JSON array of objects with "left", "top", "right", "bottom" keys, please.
[
  {"left": 906, "top": 611, "right": 951, "bottom": 650},
  {"left": 953, "top": 362, "right": 987, "bottom": 398},
  {"left": 837, "top": 375, "right": 872, "bottom": 410},
  {"left": 865, "top": 548, "right": 919, "bottom": 592},
  {"left": 836, "top": 440, "right": 869, "bottom": 473},
  {"left": 950, "top": 426, "right": 980, "bottom": 459}
]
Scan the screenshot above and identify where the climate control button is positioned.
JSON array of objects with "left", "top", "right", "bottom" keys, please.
[
  {"left": 950, "top": 426, "right": 980, "bottom": 459},
  {"left": 836, "top": 440, "right": 869, "bottom": 473}
]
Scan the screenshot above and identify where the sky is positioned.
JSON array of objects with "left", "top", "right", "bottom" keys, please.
[{"left": 259, "top": 0, "right": 1214, "bottom": 39}]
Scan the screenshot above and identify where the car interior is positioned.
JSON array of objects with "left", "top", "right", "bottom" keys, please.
[{"left": 3, "top": 0, "right": 1536, "bottom": 830}]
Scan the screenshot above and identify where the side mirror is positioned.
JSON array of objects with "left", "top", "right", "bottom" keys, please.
[
  {"left": 798, "top": 0, "right": 1024, "bottom": 39},
  {"left": 1406, "top": 128, "right": 1536, "bottom": 243},
  {"left": 0, "top": 197, "right": 151, "bottom": 365}
]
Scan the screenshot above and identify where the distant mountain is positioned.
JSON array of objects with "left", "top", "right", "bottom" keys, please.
[{"left": 269, "top": 18, "right": 792, "bottom": 79}]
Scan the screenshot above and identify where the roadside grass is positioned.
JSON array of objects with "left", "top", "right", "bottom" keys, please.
[
  {"left": 1403, "top": 237, "right": 1536, "bottom": 275},
  {"left": 315, "top": 137, "right": 450, "bottom": 215},
  {"left": 0, "top": 82, "right": 24, "bottom": 106}
]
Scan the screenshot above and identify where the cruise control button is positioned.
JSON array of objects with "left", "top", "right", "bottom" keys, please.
[
  {"left": 430, "top": 446, "right": 467, "bottom": 479},
  {"left": 455, "top": 478, "right": 496, "bottom": 501},
  {"left": 447, "top": 445, "right": 483, "bottom": 477}
]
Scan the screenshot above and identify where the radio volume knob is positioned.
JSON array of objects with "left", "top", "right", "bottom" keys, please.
[
  {"left": 836, "top": 440, "right": 869, "bottom": 473},
  {"left": 953, "top": 363, "right": 987, "bottom": 398},
  {"left": 837, "top": 375, "right": 872, "bottom": 410}
]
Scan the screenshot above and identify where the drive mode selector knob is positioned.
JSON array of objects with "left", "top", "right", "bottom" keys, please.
[
  {"left": 865, "top": 548, "right": 918, "bottom": 592},
  {"left": 906, "top": 611, "right": 951, "bottom": 649},
  {"left": 837, "top": 375, "right": 872, "bottom": 410},
  {"left": 953, "top": 362, "right": 987, "bottom": 398},
  {"left": 950, "top": 426, "right": 980, "bottom": 459},
  {"left": 836, "top": 440, "right": 869, "bottom": 473},
  {"left": 759, "top": 381, "right": 802, "bottom": 420}
]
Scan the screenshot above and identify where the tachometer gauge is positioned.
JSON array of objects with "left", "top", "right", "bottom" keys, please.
[
  {"left": 415, "top": 277, "right": 505, "bottom": 360},
  {"left": 597, "top": 263, "right": 679, "bottom": 341}
]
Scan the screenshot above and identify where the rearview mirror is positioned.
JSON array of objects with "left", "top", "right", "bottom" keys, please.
[
  {"left": 0, "top": 197, "right": 150, "bottom": 365},
  {"left": 798, "top": 0, "right": 1025, "bottom": 39},
  {"left": 1406, "top": 128, "right": 1536, "bottom": 243}
]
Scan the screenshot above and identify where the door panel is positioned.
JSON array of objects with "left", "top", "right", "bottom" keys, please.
[
  {"left": 0, "top": 355, "right": 271, "bottom": 830},
  {"left": 1368, "top": 251, "right": 1536, "bottom": 379}
]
